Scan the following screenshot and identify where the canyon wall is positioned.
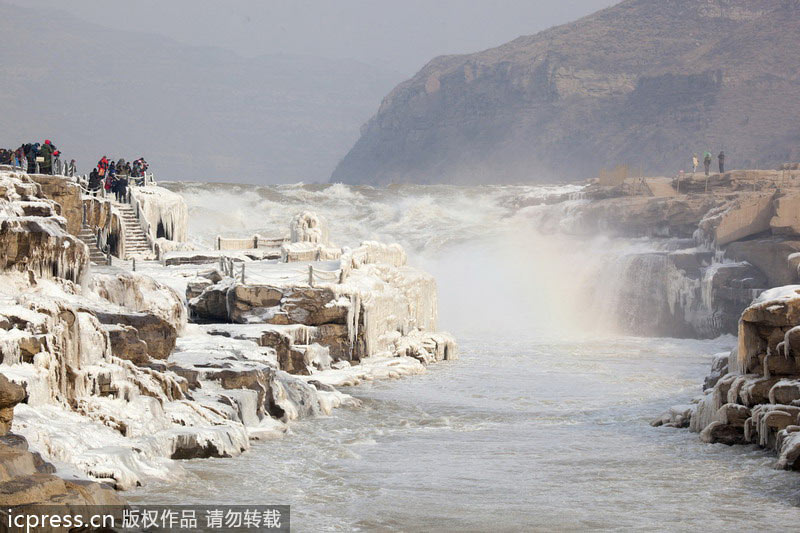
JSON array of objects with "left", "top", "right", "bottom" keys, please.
[{"left": 333, "top": 0, "right": 800, "bottom": 185}]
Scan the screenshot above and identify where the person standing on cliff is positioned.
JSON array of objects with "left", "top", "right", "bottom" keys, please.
[
  {"left": 703, "top": 151, "right": 712, "bottom": 176},
  {"left": 88, "top": 168, "right": 101, "bottom": 195},
  {"left": 692, "top": 154, "right": 699, "bottom": 174},
  {"left": 117, "top": 174, "right": 128, "bottom": 203},
  {"left": 104, "top": 160, "right": 114, "bottom": 195},
  {"left": 52, "top": 150, "right": 63, "bottom": 175},
  {"left": 39, "top": 140, "right": 54, "bottom": 174},
  {"left": 14, "top": 146, "right": 26, "bottom": 171},
  {"left": 718, "top": 151, "right": 725, "bottom": 173}
]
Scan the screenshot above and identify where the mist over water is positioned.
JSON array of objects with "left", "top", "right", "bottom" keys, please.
[
  {"left": 136, "top": 182, "right": 800, "bottom": 530},
  {"left": 164, "top": 181, "right": 595, "bottom": 336}
]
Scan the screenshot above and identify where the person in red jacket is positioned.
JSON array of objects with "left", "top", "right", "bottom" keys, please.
[{"left": 97, "top": 156, "right": 108, "bottom": 179}]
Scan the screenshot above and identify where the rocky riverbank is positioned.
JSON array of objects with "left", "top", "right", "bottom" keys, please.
[
  {"left": 578, "top": 168, "right": 800, "bottom": 470},
  {"left": 654, "top": 286, "right": 800, "bottom": 471},
  {"left": 0, "top": 167, "right": 456, "bottom": 508}
]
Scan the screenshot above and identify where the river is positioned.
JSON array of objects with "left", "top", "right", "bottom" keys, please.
[{"left": 128, "top": 182, "right": 800, "bottom": 530}]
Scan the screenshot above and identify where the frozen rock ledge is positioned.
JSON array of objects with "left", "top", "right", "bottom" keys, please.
[
  {"left": 0, "top": 170, "right": 457, "bottom": 502},
  {"left": 655, "top": 284, "right": 800, "bottom": 470}
]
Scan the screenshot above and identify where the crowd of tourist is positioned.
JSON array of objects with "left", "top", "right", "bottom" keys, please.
[
  {"left": 0, "top": 140, "right": 76, "bottom": 177},
  {"left": 87, "top": 156, "right": 149, "bottom": 202},
  {"left": 1, "top": 139, "right": 152, "bottom": 204}
]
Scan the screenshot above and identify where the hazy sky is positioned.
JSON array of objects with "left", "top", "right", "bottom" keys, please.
[{"left": 8, "top": 0, "right": 617, "bottom": 75}]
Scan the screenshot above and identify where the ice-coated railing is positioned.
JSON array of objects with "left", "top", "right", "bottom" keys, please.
[{"left": 215, "top": 235, "right": 288, "bottom": 251}]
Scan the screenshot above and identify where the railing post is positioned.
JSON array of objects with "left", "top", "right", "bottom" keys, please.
[
  {"left": 241, "top": 263, "right": 245, "bottom": 284},
  {"left": 308, "top": 265, "right": 314, "bottom": 287},
  {"left": 216, "top": 236, "right": 221, "bottom": 250},
  {"left": 253, "top": 235, "right": 258, "bottom": 249},
  {"left": 132, "top": 258, "right": 136, "bottom": 272}
]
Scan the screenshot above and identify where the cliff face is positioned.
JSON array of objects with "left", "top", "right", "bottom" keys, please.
[{"left": 332, "top": 0, "right": 800, "bottom": 185}]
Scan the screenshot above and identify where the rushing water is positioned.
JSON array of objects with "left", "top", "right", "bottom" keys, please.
[{"left": 129, "top": 182, "right": 800, "bottom": 530}]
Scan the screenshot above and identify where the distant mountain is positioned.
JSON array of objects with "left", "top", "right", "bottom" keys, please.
[
  {"left": 0, "top": 2, "right": 401, "bottom": 183},
  {"left": 331, "top": 0, "right": 800, "bottom": 185}
]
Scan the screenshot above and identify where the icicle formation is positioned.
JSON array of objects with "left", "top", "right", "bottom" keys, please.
[
  {"left": 0, "top": 171, "right": 88, "bottom": 284},
  {"left": 129, "top": 186, "right": 189, "bottom": 242},
  {"left": 290, "top": 211, "right": 329, "bottom": 245}
]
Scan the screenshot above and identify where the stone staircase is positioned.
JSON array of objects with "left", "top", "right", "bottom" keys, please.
[
  {"left": 77, "top": 225, "right": 110, "bottom": 266},
  {"left": 115, "top": 202, "right": 153, "bottom": 259}
]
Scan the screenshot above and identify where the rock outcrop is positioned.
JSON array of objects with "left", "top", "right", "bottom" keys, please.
[
  {"left": 333, "top": 0, "right": 800, "bottom": 185},
  {"left": 190, "top": 240, "right": 456, "bottom": 374},
  {"left": 535, "top": 171, "right": 800, "bottom": 338},
  {"left": 0, "top": 171, "right": 88, "bottom": 284},
  {"left": 0, "top": 305, "right": 123, "bottom": 509},
  {"left": 27, "top": 174, "right": 84, "bottom": 236},
  {"left": 0, "top": 168, "right": 457, "bottom": 498},
  {"left": 660, "top": 286, "right": 800, "bottom": 470}
]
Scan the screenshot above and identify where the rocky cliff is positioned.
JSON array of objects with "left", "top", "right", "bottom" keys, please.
[
  {"left": 0, "top": 167, "right": 456, "bottom": 502},
  {"left": 332, "top": 0, "right": 800, "bottom": 185}
]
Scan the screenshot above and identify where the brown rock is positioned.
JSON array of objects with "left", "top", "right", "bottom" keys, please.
[
  {"left": 260, "top": 330, "right": 308, "bottom": 374},
  {"left": 770, "top": 380, "right": 800, "bottom": 405},
  {"left": 764, "top": 410, "right": 795, "bottom": 432},
  {"left": 703, "top": 193, "right": 775, "bottom": 246},
  {"left": 699, "top": 421, "right": 747, "bottom": 446},
  {"left": 91, "top": 310, "right": 177, "bottom": 360},
  {"left": 189, "top": 283, "right": 230, "bottom": 322},
  {"left": 0, "top": 375, "right": 25, "bottom": 436},
  {"left": 27, "top": 175, "right": 83, "bottom": 236},
  {"left": 0, "top": 473, "right": 67, "bottom": 506},
  {"left": 739, "top": 376, "right": 782, "bottom": 406},
  {"left": 715, "top": 403, "right": 751, "bottom": 428},
  {"left": 104, "top": 324, "right": 150, "bottom": 365},
  {"left": 0, "top": 446, "right": 37, "bottom": 482},
  {"left": 725, "top": 237, "right": 800, "bottom": 286},
  {"left": 770, "top": 191, "right": 800, "bottom": 235},
  {"left": 315, "top": 323, "right": 351, "bottom": 360},
  {"left": 170, "top": 432, "right": 237, "bottom": 460},
  {"left": 282, "top": 287, "right": 347, "bottom": 326}
]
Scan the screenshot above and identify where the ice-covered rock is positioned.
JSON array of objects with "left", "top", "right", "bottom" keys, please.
[
  {"left": 89, "top": 270, "right": 187, "bottom": 333},
  {"left": 282, "top": 211, "right": 340, "bottom": 262},
  {"left": 190, "top": 241, "right": 456, "bottom": 373},
  {"left": 672, "top": 285, "right": 800, "bottom": 469},
  {"left": 0, "top": 172, "right": 88, "bottom": 285},
  {"left": 27, "top": 174, "right": 83, "bottom": 236},
  {"left": 650, "top": 404, "right": 694, "bottom": 428},
  {"left": 130, "top": 185, "right": 188, "bottom": 242},
  {"left": 703, "top": 352, "right": 729, "bottom": 390},
  {"left": 289, "top": 211, "right": 328, "bottom": 245},
  {"left": 0, "top": 169, "right": 458, "bottom": 497}
]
